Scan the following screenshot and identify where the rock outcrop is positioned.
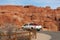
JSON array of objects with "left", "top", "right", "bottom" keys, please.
[{"left": 0, "top": 5, "right": 60, "bottom": 31}]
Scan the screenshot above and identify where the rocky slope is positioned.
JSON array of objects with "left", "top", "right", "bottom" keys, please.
[{"left": 0, "top": 5, "right": 60, "bottom": 31}]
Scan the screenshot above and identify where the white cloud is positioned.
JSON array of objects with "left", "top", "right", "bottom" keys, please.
[{"left": 32, "top": 0, "right": 60, "bottom": 3}]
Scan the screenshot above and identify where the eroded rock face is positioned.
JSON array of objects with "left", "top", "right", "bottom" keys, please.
[{"left": 0, "top": 5, "right": 60, "bottom": 31}]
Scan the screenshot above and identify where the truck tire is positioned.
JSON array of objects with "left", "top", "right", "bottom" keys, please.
[
  {"left": 37, "top": 29, "right": 40, "bottom": 31},
  {"left": 31, "top": 27, "right": 33, "bottom": 29}
]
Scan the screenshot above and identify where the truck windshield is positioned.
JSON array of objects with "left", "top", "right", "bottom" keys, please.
[
  {"left": 24, "top": 23, "right": 37, "bottom": 26},
  {"left": 29, "top": 23, "right": 37, "bottom": 25}
]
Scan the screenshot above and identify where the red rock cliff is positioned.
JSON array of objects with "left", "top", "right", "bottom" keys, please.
[{"left": 0, "top": 5, "right": 60, "bottom": 31}]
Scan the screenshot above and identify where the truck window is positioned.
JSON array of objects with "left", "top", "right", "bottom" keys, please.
[{"left": 24, "top": 24, "right": 28, "bottom": 26}]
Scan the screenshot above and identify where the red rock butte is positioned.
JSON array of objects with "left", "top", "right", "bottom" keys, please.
[{"left": 0, "top": 5, "right": 60, "bottom": 31}]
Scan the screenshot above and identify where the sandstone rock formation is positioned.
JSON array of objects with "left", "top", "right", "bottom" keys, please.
[{"left": 0, "top": 5, "right": 60, "bottom": 31}]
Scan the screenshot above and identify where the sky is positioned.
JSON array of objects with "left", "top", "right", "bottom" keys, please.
[{"left": 0, "top": 0, "right": 60, "bottom": 8}]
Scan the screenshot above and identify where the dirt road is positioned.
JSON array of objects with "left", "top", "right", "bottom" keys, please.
[
  {"left": 32, "top": 32, "right": 51, "bottom": 40},
  {"left": 32, "top": 31, "right": 60, "bottom": 40}
]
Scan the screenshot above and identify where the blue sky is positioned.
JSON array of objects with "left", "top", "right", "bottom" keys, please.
[{"left": 0, "top": 0, "right": 60, "bottom": 8}]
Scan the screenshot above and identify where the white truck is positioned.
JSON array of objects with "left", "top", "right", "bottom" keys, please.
[{"left": 22, "top": 23, "right": 42, "bottom": 31}]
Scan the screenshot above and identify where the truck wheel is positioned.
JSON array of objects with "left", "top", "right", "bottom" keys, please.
[
  {"left": 37, "top": 29, "right": 40, "bottom": 31},
  {"left": 31, "top": 27, "right": 33, "bottom": 29}
]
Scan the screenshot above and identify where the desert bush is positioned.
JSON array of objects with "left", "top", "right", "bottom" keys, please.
[{"left": 0, "top": 23, "right": 19, "bottom": 40}]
